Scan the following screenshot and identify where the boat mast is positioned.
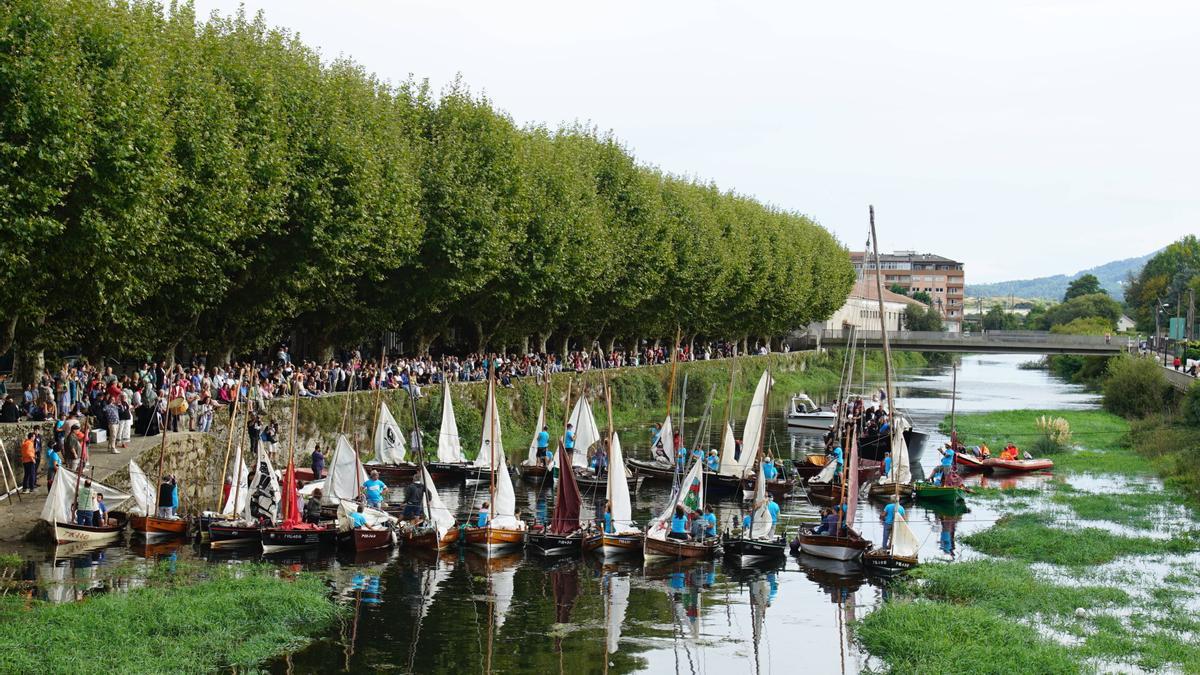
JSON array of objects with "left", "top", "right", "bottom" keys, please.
[
  {"left": 408, "top": 385, "right": 433, "bottom": 529},
  {"left": 748, "top": 370, "right": 772, "bottom": 537},
  {"left": 602, "top": 368, "right": 615, "bottom": 506},
  {"left": 154, "top": 401, "right": 170, "bottom": 514},
  {"left": 664, "top": 329, "right": 681, "bottom": 491},
  {"left": 950, "top": 360, "right": 958, "bottom": 448},
  {"left": 487, "top": 364, "right": 497, "bottom": 528},
  {"left": 214, "top": 374, "right": 244, "bottom": 513},
  {"left": 869, "top": 205, "right": 904, "bottom": 550}
]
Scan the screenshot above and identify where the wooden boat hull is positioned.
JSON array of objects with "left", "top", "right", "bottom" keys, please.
[
  {"left": 367, "top": 462, "right": 418, "bottom": 483},
  {"left": 463, "top": 526, "right": 527, "bottom": 554},
  {"left": 402, "top": 525, "right": 460, "bottom": 551},
  {"left": 573, "top": 471, "right": 641, "bottom": 493},
  {"left": 863, "top": 548, "right": 919, "bottom": 576},
  {"left": 915, "top": 483, "right": 965, "bottom": 502},
  {"left": 130, "top": 514, "right": 189, "bottom": 540},
  {"left": 740, "top": 477, "right": 795, "bottom": 499},
  {"left": 337, "top": 527, "right": 393, "bottom": 552},
  {"left": 644, "top": 535, "right": 720, "bottom": 560},
  {"left": 859, "top": 429, "right": 926, "bottom": 462},
  {"left": 463, "top": 465, "right": 500, "bottom": 483},
  {"left": 983, "top": 458, "right": 1054, "bottom": 474},
  {"left": 704, "top": 473, "right": 743, "bottom": 499},
  {"left": 806, "top": 481, "right": 845, "bottom": 503},
  {"left": 953, "top": 452, "right": 987, "bottom": 471},
  {"left": 426, "top": 462, "right": 469, "bottom": 482},
  {"left": 208, "top": 522, "right": 262, "bottom": 548},
  {"left": 53, "top": 511, "right": 128, "bottom": 545},
  {"left": 519, "top": 463, "right": 551, "bottom": 482},
  {"left": 794, "top": 457, "right": 882, "bottom": 484},
  {"left": 582, "top": 531, "right": 644, "bottom": 559},
  {"left": 722, "top": 536, "right": 786, "bottom": 563},
  {"left": 260, "top": 525, "right": 336, "bottom": 553},
  {"left": 868, "top": 482, "right": 915, "bottom": 501},
  {"left": 628, "top": 458, "right": 677, "bottom": 481},
  {"left": 795, "top": 526, "right": 870, "bottom": 561},
  {"left": 527, "top": 531, "right": 583, "bottom": 556}
]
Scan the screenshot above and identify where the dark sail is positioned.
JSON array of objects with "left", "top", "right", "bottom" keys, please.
[{"left": 549, "top": 442, "right": 582, "bottom": 535}]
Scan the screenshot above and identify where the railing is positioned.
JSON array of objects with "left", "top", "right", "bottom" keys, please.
[{"left": 808, "top": 329, "right": 1114, "bottom": 347}]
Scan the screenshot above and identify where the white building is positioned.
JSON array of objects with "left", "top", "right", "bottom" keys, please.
[
  {"left": 1117, "top": 315, "right": 1136, "bottom": 332},
  {"left": 822, "top": 280, "right": 929, "bottom": 333}
]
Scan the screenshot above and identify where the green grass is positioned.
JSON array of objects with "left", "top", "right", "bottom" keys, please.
[
  {"left": 1049, "top": 489, "right": 1190, "bottom": 528},
  {"left": 856, "top": 601, "right": 1080, "bottom": 675},
  {"left": 0, "top": 565, "right": 340, "bottom": 672},
  {"left": 962, "top": 513, "right": 1198, "bottom": 566},
  {"left": 1128, "top": 415, "right": 1200, "bottom": 501},
  {"left": 1068, "top": 609, "right": 1200, "bottom": 673},
  {"left": 900, "top": 560, "right": 1128, "bottom": 617},
  {"left": 0, "top": 553, "right": 21, "bottom": 569},
  {"left": 969, "top": 486, "right": 1042, "bottom": 500},
  {"left": 948, "top": 409, "right": 1144, "bottom": 474}
]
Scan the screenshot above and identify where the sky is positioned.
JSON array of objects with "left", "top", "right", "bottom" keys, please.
[{"left": 192, "top": 0, "right": 1199, "bottom": 283}]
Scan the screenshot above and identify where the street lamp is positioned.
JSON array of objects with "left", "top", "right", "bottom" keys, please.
[{"left": 1156, "top": 301, "right": 1171, "bottom": 366}]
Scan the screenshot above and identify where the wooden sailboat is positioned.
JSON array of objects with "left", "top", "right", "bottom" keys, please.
[
  {"left": 796, "top": 430, "right": 871, "bottom": 561},
  {"left": 129, "top": 429, "right": 188, "bottom": 539},
  {"left": 644, "top": 455, "right": 719, "bottom": 559},
  {"left": 916, "top": 361, "right": 967, "bottom": 503},
  {"left": 518, "top": 380, "right": 552, "bottom": 481},
  {"left": 262, "top": 381, "right": 336, "bottom": 553},
  {"left": 732, "top": 372, "right": 795, "bottom": 499},
  {"left": 365, "top": 397, "right": 417, "bottom": 483},
  {"left": 401, "top": 390, "right": 460, "bottom": 551},
  {"left": 629, "top": 340, "right": 681, "bottom": 482},
  {"left": 583, "top": 375, "right": 644, "bottom": 558},
  {"left": 723, "top": 467, "right": 787, "bottom": 563},
  {"left": 426, "top": 381, "right": 470, "bottom": 481},
  {"left": 465, "top": 372, "right": 506, "bottom": 483},
  {"left": 208, "top": 444, "right": 259, "bottom": 548},
  {"left": 197, "top": 377, "right": 245, "bottom": 539},
  {"left": 526, "top": 435, "right": 584, "bottom": 556},
  {"left": 41, "top": 467, "right": 129, "bottom": 546},
  {"left": 464, "top": 370, "right": 528, "bottom": 554}
]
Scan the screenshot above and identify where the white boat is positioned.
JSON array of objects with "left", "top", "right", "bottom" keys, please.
[{"left": 786, "top": 393, "right": 837, "bottom": 430}]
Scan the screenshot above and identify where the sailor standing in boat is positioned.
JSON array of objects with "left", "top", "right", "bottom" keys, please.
[{"left": 881, "top": 496, "right": 906, "bottom": 548}]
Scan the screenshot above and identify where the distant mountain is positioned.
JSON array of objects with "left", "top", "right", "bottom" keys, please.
[{"left": 967, "top": 250, "right": 1158, "bottom": 302}]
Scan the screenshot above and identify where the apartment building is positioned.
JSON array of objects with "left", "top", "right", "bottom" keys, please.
[{"left": 849, "top": 250, "right": 965, "bottom": 332}]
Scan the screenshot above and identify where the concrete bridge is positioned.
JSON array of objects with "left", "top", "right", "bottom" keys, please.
[{"left": 788, "top": 329, "right": 1123, "bottom": 355}]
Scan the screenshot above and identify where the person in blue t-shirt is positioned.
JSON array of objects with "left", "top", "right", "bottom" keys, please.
[
  {"left": 939, "top": 444, "right": 955, "bottom": 469},
  {"left": 762, "top": 457, "right": 778, "bottom": 481},
  {"left": 350, "top": 504, "right": 369, "bottom": 528},
  {"left": 477, "top": 501, "right": 490, "bottom": 528},
  {"left": 564, "top": 424, "right": 576, "bottom": 458},
  {"left": 362, "top": 470, "right": 388, "bottom": 508},
  {"left": 766, "top": 494, "right": 780, "bottom": 536},
  {"left": 702, "top": 505, "right": 717, "bottom": 538},
  {"left": 536, "top": 426, "right": 551, "bottom": 467},
  {"left": 882, "top": 451, "right": 893, "bottom": 479},
  {"left": 668, "top": 505, "right": 689, "bottom": 541},
  {"left": 882, "top": 496, "right": 906, "bottom": 548},
  {"left": 675, "top": 445, "right": 688, "bottom": 471},
  {"left": 603, "top": 501, "right": 614, "bottom": 534},
  {"left": 706, "top": 450, "right": 720, "bottom": 472}
]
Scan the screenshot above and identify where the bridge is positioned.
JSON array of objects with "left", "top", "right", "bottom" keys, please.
[{"left": 787, "top": 329, "right": 1124, "bottom": 355}]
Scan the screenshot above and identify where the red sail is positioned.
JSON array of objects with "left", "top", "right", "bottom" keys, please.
[
  {"left": 280, "top": 458, "right": 301, "bottom": 527},
  {"left": 549, "top": 441, "right": 582, "bottom": 535}
]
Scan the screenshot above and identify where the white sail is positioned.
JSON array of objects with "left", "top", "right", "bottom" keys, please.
[
  {"left": 41, "top": 468, "right": 130, "bottom": 523},
  {"left": 738, "top": 371, "right": 773, "bottom": 474},
  {"left": 422, "top": 465, "right": 456, "bottom": 540},
  {"left": 750, "top": 577, "right": 770, "bottom": 650},
  {"left": 568, "top": 395, "right": 601, "bottom": 469},
  {"left": 606, "top": 574, "right": 630, "bottom": 654},
  {"left": 880, "top": 425, "right": 912, "bottom": 485},
  {"left": 335, "top": 498, "right": 396, "bottom": 532},
  {"left": 658, "top": 415, "right": 675, "bottom": 466},
  {"left": 606, "top": 433, "right": 638, "bottom": 534},
  {"left": 490, "top": 448, "right": 522, "bottom": 530},
  {"left": 324, "top": 434, "right": 367, "bottom": 505},
  {"left": 127, "top": 459, "right": 157, "bottom": 516},
  {"left": 219, "top": 446, "right": 250, "bottom": 517},
  {"left": 749, "top": 460, "right": 773, "bottom": 540},
  {"left": 418, "top": 559, "right": 451, "bottom": 623},
  {"left": 492, "top": 565, "right": 516, "bottom": 632},
  {"left": 810, "top": 456, "right": 839, "bottom": 484},
  {"left": 523, "top": 402, "right": 546, "bottom": 466},
  {"left": 371, "top": 401, "right": 406, "bottom": 465},
  {"left": 648, "top": 456, "right": 704, "bottom": 541},
  {"left": 891, "top": 512, "right": 920, "bottom": 558},
  {"left": 437, "top": 382, "right": 465, "bottom": 463},
  {"left": 474, "top": 379, "right": 504, "bottom": 468},
  {"left": 247, "top": 444, "right": 281, "bottom": 523},
  {"left": 718, "top": 422, "right": 740, "bottom": 476}
]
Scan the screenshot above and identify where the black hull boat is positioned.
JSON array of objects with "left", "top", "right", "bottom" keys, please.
[
  {"left": 527, "top": 531, "right": 583, "bottom": 557},
  {"left": 261, "top": 525, "right": 336, "bottom": 553},
  {"left": 426, "top": 462, "right": 469, "bottom": 482},
  {"left": 208, "top": 522, "right": 262, "bottom": 548},
  {"left": 722, "top": 536, "right": 787, "bottom": 563},
  {"left": 859, "top": 429, "right": 926, "bottom": 462}
]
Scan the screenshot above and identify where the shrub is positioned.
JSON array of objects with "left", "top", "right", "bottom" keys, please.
[
  {"left": 1103, "top": 355, "right": 1169, "bottom": 418},
  {"left": 1032, "top": 415, "right": 1072, "bottom": 454},
  {"left": 1183, "top": 382, "right": 1200, "bottom": 428}
]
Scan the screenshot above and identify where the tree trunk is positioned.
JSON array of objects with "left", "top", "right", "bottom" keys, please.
[
  {"left": 13, "top": 345, "right": 45, "bottom": 388},
  {"left": 416, "top": 333, "right": 433, "bottom": 357},
  {"left": 216, "top": 346, "right": 233, "bottom": 368},
  {"left": 559, "top": 335, "right": 570, "bottom": 361},
  {"left": 162, "top": 339, "right": 179, "bottom": 371},
  {"left": 605, "top": 335, "right": 616, "bottom": 356},
  {"left": 741, "top": 336, "right": 749, "bottom": 355},
  {"left": 537, "top": 332, "right": 549, "bottom": 354},
  {"left": 0, "top": 313, "right": 17, "bottom": 358},
  {"left": 474, "top": 320, "right": 487, "bottom": 354}
]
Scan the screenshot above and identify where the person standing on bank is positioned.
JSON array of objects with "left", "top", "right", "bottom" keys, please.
[{"left": 20, "top": 432, "right": 36, "bottom": 493}]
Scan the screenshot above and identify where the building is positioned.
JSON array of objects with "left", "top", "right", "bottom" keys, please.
[
  {"left": 1117, "top": 315, "right": 1136, "bottom": 333},
  {"left": 821, "top": 280, "right": 928, "bottom": 333},
  {"left": 849, "top": 250, "right": 965, "bottom": 332}
]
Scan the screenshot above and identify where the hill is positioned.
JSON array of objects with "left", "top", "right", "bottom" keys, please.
[{"left": 966, "top": 250, "right": 1157, "bottom": 302}]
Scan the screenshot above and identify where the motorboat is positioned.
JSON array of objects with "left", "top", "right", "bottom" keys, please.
[{"left": 786, "top": 393, "right": 837, "bottom": 430}]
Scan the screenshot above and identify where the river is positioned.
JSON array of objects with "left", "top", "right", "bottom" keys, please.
[{"left": 13, "top": 353, "right": 1101, "bottom": 673}]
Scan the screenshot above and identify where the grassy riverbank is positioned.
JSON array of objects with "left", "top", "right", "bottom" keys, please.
[
  {"left": 860, "top": 408, "right": 1200, "bottom": 673},
  {"left": 267, "top": 350, "right": 925, "bottom": 460},
  {"left": 0, "top": 564, "right": 340, "bottom": 672}
]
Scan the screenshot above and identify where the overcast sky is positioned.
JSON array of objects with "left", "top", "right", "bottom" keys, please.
[{"left": 193, "top": 0, "right": 1197, "bottom": 283}]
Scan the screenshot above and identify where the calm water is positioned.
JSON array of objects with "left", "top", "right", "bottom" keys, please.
[{"left": 12, "top": 354, "right": 1103, "bottom": 674}]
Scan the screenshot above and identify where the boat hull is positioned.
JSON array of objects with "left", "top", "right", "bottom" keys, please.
[
  {"left": 863, "top": 548, "right": 919, "bottom": 576},
  {"left": 208, "top": 522, "right": 262, "bottom": 548},
  {"left": 260, "top": 525, "right": 336, "bottom": 553},
  {"left": 795, "top": 526, "right": 870, "bottom": 561},
  {"left": 367, "top": 463, "right": 418, "bottom": 483},
  {"left": 53, "top": 511, "right": 128, "bottom": 545},
  {"left": 527, "top": 531, "right": 583, "bottom": 556},
  {"left": 786, "top": 413, "right": 836, "bottom": 430},
  {"left": 573, "top": 470, "right": 641, "bottom": 493},
  {"left": 129, "top": 514, "right": 189, "bottom": 540},
  {"left": 643, "top": 535, "right": 720, "bottom": 560},
  {"left": 403, "top": 525, "right": 460, "bottom": 551},
  {"left": 628, "top": 458, "right": 676, "bottom": 481},
  {"left": 722, "top": 536, "right": 786, "bottom": 562},
  {"left": 953, "top": 453, "right": 987, "bottom": 471},
  {"left": 806, "top": 481, "right": 845, "bottom": 503},
  {"left": 463, "top": 526, "right": 526, "bottom": 554},
  {"left": 426, "top": 462, "right": 469, "bottom": 482},
  {"left": 915, "top": 483, "right": 965, "bottom": 502},
  {"left": 519, "top": 463, "right": 552, "bottom": 482},
  {"left": 983, "top": 458, "right": 1054, "bottom": 474},
  {"left": 582, "top": 532, "right": 644, "bottom": 558},
  {"left": 868, "top": 482, "right": 916, "bottom": 501},
  {"left": 740, "top": 477, "right": 795, "bottom": 499},
  {"left": 338, "top": 527, "right": 393, "bottom": 552}
]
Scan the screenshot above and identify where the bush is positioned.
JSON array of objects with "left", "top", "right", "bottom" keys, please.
[
  {"left": 1184, "top": 383, "right": 1200, "bottom": 427},
  {"left": 1103, "top": 355, "right": 1169, "bottom": 418},
  {"left": 1032, "top": 415, "right": 1072, "bottom": 454}
]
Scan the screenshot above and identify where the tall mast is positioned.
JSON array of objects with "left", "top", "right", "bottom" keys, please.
[
  {"left": 869, "top": 206, "right": 896, "bottom": 424},
  {"left": 950, "top": 360, "right": 958, "bottom": 447},
  {"left": 487, "top": 364, "right": 497, "bottom": 522},
  {"left": 408, "top": 385, "right": 432, "bottom": 524},
  {"left": 602, "top": 369, "right": 615, "bottom": 504},
  {"left": 214, "top": 374, "right": 244, "bottom": 513}
]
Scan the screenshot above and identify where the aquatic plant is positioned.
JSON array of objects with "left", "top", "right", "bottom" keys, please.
[{"left": 1033, "top": 415, "right": 1072, "bottom": 454}]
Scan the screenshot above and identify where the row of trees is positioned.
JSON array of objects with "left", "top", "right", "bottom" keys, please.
[
  {"left": 0, "top": 1, "right": 854, "bottom": 378},
  {"left": 1125, "top": 235, "right": 1200, "bottom": 334}
]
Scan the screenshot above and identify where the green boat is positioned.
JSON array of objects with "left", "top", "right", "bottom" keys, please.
[{"left": 915, "top": 482, "right": 965, "bottom": 503}]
